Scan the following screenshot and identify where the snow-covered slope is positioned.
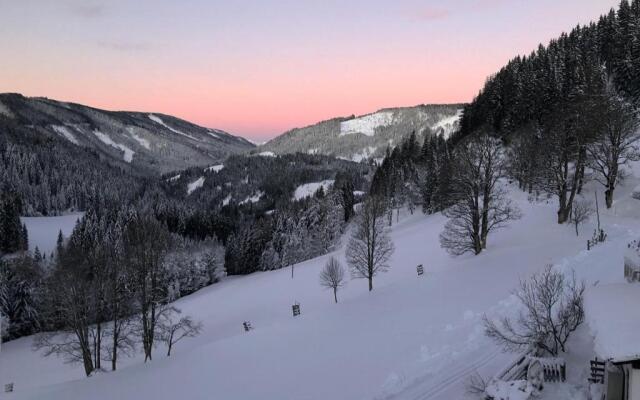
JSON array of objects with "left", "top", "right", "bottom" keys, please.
[
  {"left": 293, "top": 180, "right": 334, "bottom": 200},
  {"left": 0, "top": 93, "right": 255, "bottom": 174},
  {"left": 259, "top": 104, "right": 464, "bottom": 161},
  {"left": 4, "top": 163, "right": 639, "bottom": 400}
]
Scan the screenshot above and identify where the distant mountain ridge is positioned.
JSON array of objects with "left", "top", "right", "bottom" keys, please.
[
  {"left": 0, "top": 93, "right": 254, "bottom": 174},
  {"left": 259, "top": 104, "right": 464, "bottom": 161}
]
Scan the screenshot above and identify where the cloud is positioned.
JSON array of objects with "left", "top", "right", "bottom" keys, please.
[{"left": 98, "top": 41, "right": 151, "bottom": 52}]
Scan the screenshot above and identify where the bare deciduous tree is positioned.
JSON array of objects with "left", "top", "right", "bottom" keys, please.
[
  {"left": 346, "top": 196, "right": 394, "bottom": 291},
  {"left": 483, "top": 265, "right": 585, "bottom": 356},
  {"left": 34, "top": 267, "right": 97, "bottom": 376},
  {"left": 157, "top": 307, "right": 202, "bottom": 357},
  {"left": 440, "top": 133, "right": 521, "bottom": 256},
  {"left": 123, "top": 214, "right": 170, "bottom": 362},
  {"left": 587, "top": 83, "right": 640, "bottom": 208},
  {"left": 571, "top": 199, "right": 593, "bottom": 236},
  {"left": 319, "top": 257, "right": 346, "bottom": 303}
]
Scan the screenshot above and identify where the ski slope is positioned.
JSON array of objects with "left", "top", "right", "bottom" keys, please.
[{"left": 2, "top": 167, "right": 639, "bottom": 400}]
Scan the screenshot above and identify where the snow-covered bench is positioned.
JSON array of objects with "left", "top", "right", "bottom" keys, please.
[{"left": 624, "top": 240, "right": 640, "bottom": 283}]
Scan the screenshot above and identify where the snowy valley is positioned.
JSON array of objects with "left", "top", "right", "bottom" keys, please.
[{"left": 2, "top": 161, "right": 639, "bottom": 400}]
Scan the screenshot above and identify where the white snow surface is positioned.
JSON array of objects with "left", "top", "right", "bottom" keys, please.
[
  {"left": 293, "top": 180, "right": 334, "bottom": 200},
  {"left": 351, "top": 146, "right": 377, "bottom": 162},
  {"left": 127, "top": 128, "right": 151, "bottom": 150},
  {"left": 340, "top": 112, "right": 393, "bottom": 136},
  {"left": 205, "top": 164, "right": 224, "bottom": 173},
  {"left": 51, "top": 125, "right": 79, "bottom": 145},
  {"left": 257, "top": 151, "right": 276, "bottom": 157},
  {"left": 431, "top": 109, "right": 463, "bottom": 138},
  {"left": 92, "top": 130, "right": 135, "bottom": 163},
  {"left": 187, "top": 177, "right": 205, "bottom": 195},
  {"left": 585, "top": 283, "right": 640, "bottom": 362},
  {"left": 148, "top": 114, "right": 198, "bottom": 141},
  {"left": 3, "top": 162, "right": 640, "bottom": 400},
  {"left": 20, "top": 213, "right": 84, "bottom": 255},
  {"left": 239, "top": 191, "right": 264, "bottom": 205}
]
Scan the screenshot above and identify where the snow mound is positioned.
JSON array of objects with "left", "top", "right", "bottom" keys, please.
[
  {"left": 148, "top": 114, "right": 198, "bottom": 141},
  {"left": 205, "top": 164, "right": 224, "bottom": 173},
  {"left": 187, "top": 177, "right": 205, "bottom": 195},
  {"left": 93, "top": 130, "right": 134, "bottom": 162},
  {"left": 431, "top": 109, "right": 463, "bottom": 138},
  {"left": 293, "top": 180, "right": 334, "bottom": 200},
  {"left": 51, "top": 125, "right": 79, "bottom": 145},
  {"left": 340, "top": 111, "right": 393, "bottom": 136}
]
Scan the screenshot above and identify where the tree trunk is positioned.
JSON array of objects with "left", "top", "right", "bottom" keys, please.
[
  {"left": 368, "top": 276, "right": 373, "bottom": 291},
  {"left": 605, "top": 188, "right": 614, "bottom": 209},
  {"left": 167, "top": 332, "right": 174, "bottom": 357},
  {"left": 333, "top": 288, "right": 338, "bottom": 303}
]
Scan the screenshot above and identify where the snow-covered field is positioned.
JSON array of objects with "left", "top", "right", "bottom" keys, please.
[
  {"left": 187, "top": 176, "right": 205, "bottom": 195},
  {"left": 20, "top": 213, "right": 83, "bottom": 256},
  {"left": 340, "top": 112, "right": 394, "bottom": 136},
  {"left": 3, "top": 166, "right": 639, "bottom": 400},
  {"left": 431, "top": 109, "right": 463, "bottom": 138},
  {"left": 93, "top": 130, "right": 135, "bottom": 163},
  {"left": 293, "top": 180, "right": 334, "bottom": 200}
]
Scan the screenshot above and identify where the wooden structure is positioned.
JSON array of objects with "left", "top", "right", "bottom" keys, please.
[
  {"left": 292, "top": 303, "right": 301, "bottom": 317},
  {"left": 243, "top": 321, "right": 252, "bottom": 332},
  {"left": 588, "top": 229, "right": 607, "bottom": 251},
  {"left": 417, "top": 264, "right": 424, "bottom": 276},
  {"left": 589, "top": 358, "right": 606, "bottom": 384},
  {"left": 485, "top": 347, "right": 567, "bottom": 399},
  {"left": 4, "top": 383, "right": 13, "bottom": 393}
]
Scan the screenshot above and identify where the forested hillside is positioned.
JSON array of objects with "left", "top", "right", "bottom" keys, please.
[
  {"left": 458, "top": 0, "right": 640, "bottom": 139},
  {"left": 260, "top": 104, "right": 463, "bottom": 161}
]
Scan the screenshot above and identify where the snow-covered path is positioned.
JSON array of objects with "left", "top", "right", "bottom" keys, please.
[{"left": 2, "top": 175, "right": 639, "bottom": 400}]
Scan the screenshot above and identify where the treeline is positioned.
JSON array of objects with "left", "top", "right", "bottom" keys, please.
[
  {"left": 226, "top": 173, "right": 357, "bottom": 275},
  {"left": 0, "top": 191, "right": 28, "bottom": 254},
  {"left": 1, "top": 206, "right": 218, "bottom": 374},
  {"left": 0, "top": 120, "right": 145, "bottom": 216},
  {"left": 459, "top": 0, "right": 640, "bottom": 138},
  {"left": 370, "top": 132, "right": 454, "bottom": 218}
]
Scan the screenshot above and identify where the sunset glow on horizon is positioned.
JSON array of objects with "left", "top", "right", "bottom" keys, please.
[{"left": 0, "top": 0, "right": 620, "bottom": 141}]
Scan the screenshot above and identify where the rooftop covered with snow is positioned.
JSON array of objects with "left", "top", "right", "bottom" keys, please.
[{"left": 585, "top": 283, "right": 640, "bottom": 363}]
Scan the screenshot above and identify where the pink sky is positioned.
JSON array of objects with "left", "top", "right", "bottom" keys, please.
[{"left": 0, "top": 0, "right": 620, "bottom": 141}]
